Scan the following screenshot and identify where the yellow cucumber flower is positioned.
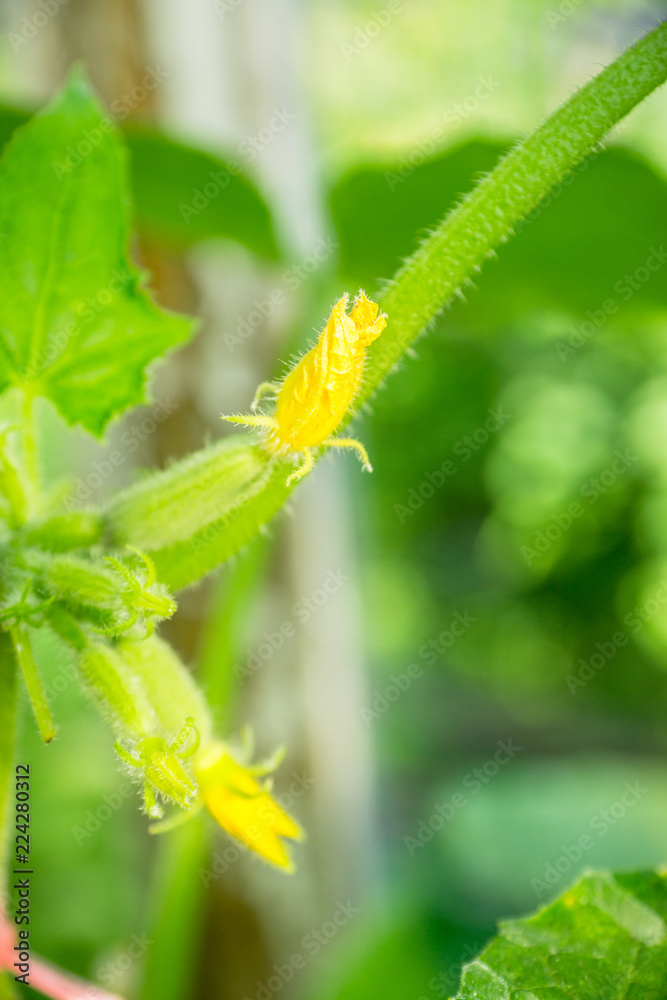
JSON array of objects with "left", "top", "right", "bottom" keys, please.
[
  {"left": 222, "top": 290, "right": 387, "bottom": 484},
  {"left": 195, "top": 741, "right": 304, "bottom": 872}
]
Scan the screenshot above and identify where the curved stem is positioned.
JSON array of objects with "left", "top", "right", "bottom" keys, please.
[{"left": 358, "top": 19, "right": 667, "bottom": 405}]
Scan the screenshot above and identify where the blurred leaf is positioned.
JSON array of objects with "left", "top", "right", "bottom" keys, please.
[
  {"left": 435, "top": 757, "right": 667, "bottom": 916},
  {"left": 125, "top": 126, "right": 280, "bottom": 259},
  {"left": 331, "top": 140, "right": 667, "bottom": 324},
  {"left": 0, "top": 69, "right": 193, "bottom": 436},
  {"left": 331, "top": 140, "right": 502, "bottom": 288},
  {"left": 452, "top": 869, "right": 667, "bottom": 999},
  {"left": 0, "top": 104, "right": 280, "bottom": 262}
]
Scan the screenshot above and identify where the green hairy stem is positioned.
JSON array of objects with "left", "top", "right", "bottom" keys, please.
[{"left": 360, "top": 20, "right": 667, "bottom": 403}]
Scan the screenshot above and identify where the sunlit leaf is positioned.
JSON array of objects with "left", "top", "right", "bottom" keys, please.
[
  {"left": 0, "top": 103, "right": 280, "bottom": 260},
  {"left": 452, "top": 869, "right": 667, "bottom": 999},
  {"left": 0, "top": 68, "right": 194, "bottom": 436}
]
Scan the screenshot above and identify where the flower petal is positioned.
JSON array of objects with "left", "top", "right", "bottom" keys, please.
[{"left": 196, "top": 742, "right": 304, "bottom": 872}]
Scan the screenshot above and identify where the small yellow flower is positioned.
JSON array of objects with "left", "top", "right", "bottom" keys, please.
[
  {"left": 195, "top": 741, "right": 304, "bottom": 872},
  {"left": 223, "top": 291, "right": 386, "bottom": 484}
]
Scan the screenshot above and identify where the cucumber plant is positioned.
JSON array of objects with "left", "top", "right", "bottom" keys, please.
[{"left": 2, "top": 21, "right": 667, "bottom": 998}]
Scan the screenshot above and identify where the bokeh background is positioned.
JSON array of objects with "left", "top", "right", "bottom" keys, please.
[{"left": 5, "top": 0, "right": 667, "bottom": 998}]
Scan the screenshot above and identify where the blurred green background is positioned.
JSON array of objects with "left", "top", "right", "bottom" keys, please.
[{"left": 6, "top": 0, "right": 667, "bottom": 998}]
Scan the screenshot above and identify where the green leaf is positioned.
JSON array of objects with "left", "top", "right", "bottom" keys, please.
[
  {"left": 452, "top": 870, "right": 667, "bottom": 999},
  {"left": 0, "top": 103, "right": 280, "bottom": 260},
  {"left": 0, "top": 68, "right": 194, "bottom": 436},
  {"left": 125, "top": 125, "right": 280, "bottom": 259},
  {"left": 331, "top": 139, "right": 504, "bottom": 289}
]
